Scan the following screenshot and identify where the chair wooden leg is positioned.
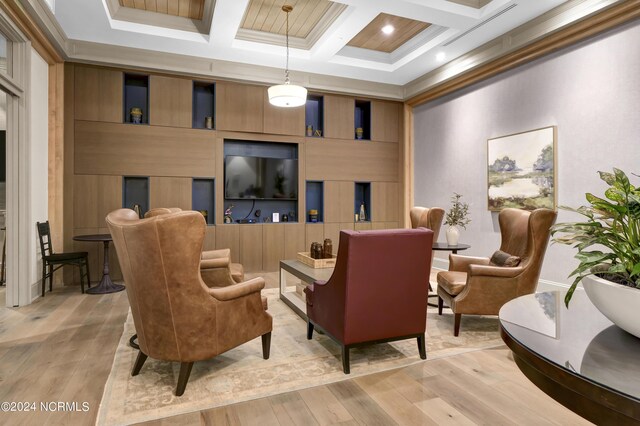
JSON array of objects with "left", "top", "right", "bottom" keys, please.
[
  {"left": 454, "top": 313, "right": 462, "bottom": 337},
  {"left": 41, "top": 263, "right": 46, "bottom": 297},
  {"left": 49, "top": 264, "right": 53, "bottom": 292},
  {"left": 342, "top": 345, "right": 350, "bottom": 374},
  {"left": 261, "top": 332, "right": 271, "bottom": 359},
  {"left": 79, "top": 264, "right": 85, "bottom": 294},
  {"left": 307, "top": 321, "right": 314, "bottom": 340},
  {"left": 438, "top": 297, "right": 444, "bottom": 315},
  {"left": 131, "top": 351, "right": 148, "bottom": 376},
  {"left": 175, "top": 362, "right": 194, "bottom": 396},
  {"left": 417, "top": 334, "right": 426, "bottom": 359},
  {"left": 85, "top": 258, "right": 91, "bottom": 289}
]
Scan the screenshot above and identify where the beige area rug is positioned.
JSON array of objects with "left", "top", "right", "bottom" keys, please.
[{"left": 96, "top": 289, "right": 503, "bottom": 425}]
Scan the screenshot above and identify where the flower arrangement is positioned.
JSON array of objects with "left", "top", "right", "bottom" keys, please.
[{"left": 445, "top": 193, "right": 471, "bottom": 229}]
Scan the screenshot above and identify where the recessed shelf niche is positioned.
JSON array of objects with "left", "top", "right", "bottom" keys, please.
[
  {"left": 305, "top": 181, "right": 324, "bottom": 223},
  {"left": 192, "top": 81, "right": 215, "bottom": 130},
  {"left": 305, "top": 95, "right": 324, "bottom": 137},
  {"left": 123, "top": 176, "right": 149, "bottom": 217},
  {"left": 123, "top": 73, "right": 149, "bottom": 124},
  {"left": 354, "top": 181, "right": 371, "bottom": 222},
  {"left": 192, "top": 178, "right": 215, "bottom": 225},
  {"left": 354, "top": 100, "right": 371, "bottom": 140}
]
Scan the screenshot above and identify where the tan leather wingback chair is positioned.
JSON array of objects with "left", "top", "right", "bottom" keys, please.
[
  {"left": 145, "top": 207, "right": 244, "bottom": 286},
  {"left": 437, "top": 208, "right": 557, "bottom": 336},
  {"left": 107, "top": 209, "right": 272, "bottom": 396},
  {"left": 410, "top": 206, "right": 444, "bottom": 242}
]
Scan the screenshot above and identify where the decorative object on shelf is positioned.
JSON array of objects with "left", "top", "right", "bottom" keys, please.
[
  {"left": 267, "top": 5, "right": 307, "bottom": 108},
  {"left": 288, "top": 211, "right": 295, "bottom": 221},
  {"left": 272, "top": 212, "right": 280, "bottom": 223},
  {"left": 205, "top": 116, "right": 213, "bottom": 129},
  {"left": 323, "top": 239, "right": 333, "bottom": 259},
  {"left": 488, "top": 126, "right": 556, "bottom": 211},
  {"left": 306, "top": 125, "right": 313, "bottom": 137},
  {"left": 356, "top": 127, "right": 364, "bottom": 140},
  {"left": 308, "top": 209, "right": 318, "bottom": 222},
  {"left": 355, "top": 213, "right": 359, "bottom": 221},
  {"left": 314, "top": 129, "right": 322, "bottom": 137},
  {"left": 224, "top": 205, "right": 234, "bottom": 224},
  {"left": 282, "top": 214, "right": 289, "bottom": 222},
  {"left": 199, "top": 210, "right": 208, "bottom": 222},
  {"left": 445, "top": 193, "right": 470, "bottom": 246},
  {"left": 130, "top": 107, "right": 143, "bottom": 124},
  {"left": 132, "top": 204, "right": 142, "bottom": 219},
  {"left": 552, "top": 168, "right": 640, "bottom": 337},
  {"left": 359, "top": 202, "right": 366, "bottom": 221}
]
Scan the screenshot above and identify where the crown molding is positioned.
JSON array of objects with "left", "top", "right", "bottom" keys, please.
[
  {"left": 66, "top": 39, "right": 405, "bottom": 100},
  {"left": 404, "top": 0, "right": 630, "bottom": 105}
]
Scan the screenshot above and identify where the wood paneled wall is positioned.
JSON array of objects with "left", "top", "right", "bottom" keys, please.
[{"left": 65, "top": 63, "right": 405, "bottom": 275}]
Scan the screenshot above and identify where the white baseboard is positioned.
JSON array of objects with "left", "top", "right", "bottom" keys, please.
[
  {"left": 431, "top": 257, "right": 580, "bottom": 294},
  {"left": 31, "top": 281, "right": 41, "bottom": 302}
]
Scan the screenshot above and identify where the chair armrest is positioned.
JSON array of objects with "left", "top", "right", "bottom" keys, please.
[
  {"left": 449, "top": 254, "right": 490, "bottom": 272},
  {"left": 207, "top": 277, "right": 265, "bottom": 301},
  {"left": 200, "top": 257, "right": 230, "bottom": 269},
  {"left": 202, "top": 248, "right": 231, "bottom": 260},
  {"left": 468, "top": 264, "right": 524, "bottom": 278}
]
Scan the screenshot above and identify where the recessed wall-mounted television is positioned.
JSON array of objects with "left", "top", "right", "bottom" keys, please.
[{"left": 224, "top": 155, "right": 298, "bottom": 200}]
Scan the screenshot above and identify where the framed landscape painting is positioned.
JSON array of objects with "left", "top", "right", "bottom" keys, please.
[{"left": 487, "top": 126, "right": 557, "bottom": 211}]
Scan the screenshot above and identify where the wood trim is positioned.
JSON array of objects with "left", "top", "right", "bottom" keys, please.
[
  {"left": 48, "top": 63, "right": 64, "bottom": 266},
  {"left": 400, "top": 104, "right": 413, "bottom": 228},
  {"left": 407, "top": 1, "right": 640, "bottom": 107},
  {"left": 0, "top": 0, "right": 63, "bottom": 64}
]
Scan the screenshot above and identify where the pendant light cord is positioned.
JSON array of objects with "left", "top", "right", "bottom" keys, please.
[{"left": 285, "top": 8, "right": 290, "bottom": 84}]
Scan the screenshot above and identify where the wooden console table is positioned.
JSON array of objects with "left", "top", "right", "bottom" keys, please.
[{"left": 500, "top": 291, "right": 640, "bottom": 424}]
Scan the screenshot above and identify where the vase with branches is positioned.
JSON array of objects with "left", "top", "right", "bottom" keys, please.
[{"left": 445, "top": 193, "right": 470, "bottom": 245}]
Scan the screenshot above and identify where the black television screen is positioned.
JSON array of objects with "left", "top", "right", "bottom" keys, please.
[{"left": 225, "top": 156, "right": 298, "bottom": 200}]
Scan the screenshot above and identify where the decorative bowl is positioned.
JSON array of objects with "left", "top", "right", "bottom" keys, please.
[{"left": 582, "top": 274, "right": 640, "bottom": 338}]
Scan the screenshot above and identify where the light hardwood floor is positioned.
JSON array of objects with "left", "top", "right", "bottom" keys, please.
[{"left": 0, "top": 274, "right": 591, "bottom": 425}]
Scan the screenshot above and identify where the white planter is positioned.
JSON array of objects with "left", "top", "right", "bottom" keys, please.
[
  {"left": 582, "top": 274, "right": 640, "bottom": 339},
  {"left": 445, "top": 226, "right": 460, "bottom": 246}
]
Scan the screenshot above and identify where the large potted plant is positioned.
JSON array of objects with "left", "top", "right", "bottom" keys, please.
[{"left": 552, "top": 168, "right": 640, "bottom": 337}]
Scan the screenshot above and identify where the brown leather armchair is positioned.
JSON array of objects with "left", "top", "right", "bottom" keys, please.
[
  {"left": 107, "top": 209, "right": 272, "bottom": 396},
  {"left": 304, "top": 228, "right": 433, "bottom": 374},
  {"left": 410, "top": 206, "right": 444, "bottom": 241},
  {"left": 437, "top": 208, "right": 557, "bottom": 336},
  {"left": 144, "top": 207, "right": 244, "bottom": 285}
]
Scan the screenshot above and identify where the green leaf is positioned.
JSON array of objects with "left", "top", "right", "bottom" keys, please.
[
  {"left": 608, "top": 263, "right": 627, "bottom": 274},
  {"left": 605, "top": 188, "right": 625, "bottom": 203},
  {"left": 599, "top": 171, "right": 616, "bottom": 185},
  {"left": 614, "top": 168, "right": 631, "bottom": 192},
  {"left": 631, "top": 263, "right": 640, "bottom": 277}
]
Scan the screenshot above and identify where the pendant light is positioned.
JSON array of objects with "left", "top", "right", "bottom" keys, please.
[{"left": 268, "top": 5, "right": 307, "bottom": 107}]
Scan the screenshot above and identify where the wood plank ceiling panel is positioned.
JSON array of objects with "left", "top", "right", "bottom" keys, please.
[
  {"left": 240, "top": 0, "right": 333, "bottom": 38},
  {"left": 347, "top": 13, "right": 431, "bottom": 53},
  {"left": 119, "top": 0, "right": 205, "bottom": 20}
]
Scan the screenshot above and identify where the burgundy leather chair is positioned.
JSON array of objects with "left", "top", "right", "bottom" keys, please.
[{"left": 304, "top": 228, "right": 433, "bottom": 374}]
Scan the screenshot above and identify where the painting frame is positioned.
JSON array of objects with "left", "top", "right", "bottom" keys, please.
[{"left": 487, "top": 126, "right": 557, "bottom": 212}]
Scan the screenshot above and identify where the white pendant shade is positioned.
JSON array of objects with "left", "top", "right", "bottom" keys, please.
[{"left": 268, "top": 83, "right": 307, "bottom": 107}]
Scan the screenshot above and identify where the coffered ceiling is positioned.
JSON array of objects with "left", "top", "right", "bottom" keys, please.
[{"left": 48, "top": 0, "right": 581, "bottom": 90}]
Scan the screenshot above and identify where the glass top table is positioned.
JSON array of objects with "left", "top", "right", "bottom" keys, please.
[{"left": 499, "top": 290, "right": 640, "bottom": 424}]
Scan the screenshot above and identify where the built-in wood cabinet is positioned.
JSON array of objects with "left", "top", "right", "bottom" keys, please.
[
  {"left": 324, "top": 95, "right": 355, "bottom": 139},
  {"left": 263, "top": 92, "right": 305, "bottom": 136},
  {"left": 149, "top": 177, "right": 192, "bottom": 210},
  {"left": 372, "top": 101, "right": 400, "bottom": 143},
  {"left": 74, "top": 67, "right": 122, "bottom": 123},
  {"left": 149, "top": 75, "right": 192, "bottom": 128},
  {"left": 65, "top": 63, "right": 405, "bottom": 273},
  {"left": 216, "top": 81, "right": 264, "bottom": 133}
]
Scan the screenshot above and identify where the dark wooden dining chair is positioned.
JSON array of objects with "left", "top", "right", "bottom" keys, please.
[{"left": 36, "top": 221, "right": 91, "bottom": 296}]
